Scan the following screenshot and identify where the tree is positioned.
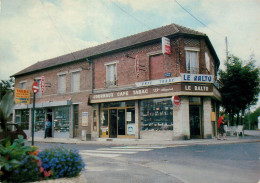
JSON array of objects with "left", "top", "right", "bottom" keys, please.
[
  {"left": 219, "top": 55, "right": 260, "bottom": 125},
  {"left": 0, "top": 91, "right": 15, "bottom": 138},
  {"left": 0, "top": 78, "right": 14, "bottom": 101}
]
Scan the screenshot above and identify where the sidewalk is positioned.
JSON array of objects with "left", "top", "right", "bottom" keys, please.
[{"left": 28, "top": 135, "right": 260, "bottom": 147}]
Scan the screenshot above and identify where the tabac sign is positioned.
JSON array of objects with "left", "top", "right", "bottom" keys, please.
[{"left": 15, "top": 88, "right": 30, "bottom": 104}]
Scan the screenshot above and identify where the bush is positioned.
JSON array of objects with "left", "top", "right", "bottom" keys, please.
[
  {"left": 38, "top": 146, "right": 85, "bottom": 180},
  {"left": 0, "top": 136, "right": 41, "bottom": 182}
]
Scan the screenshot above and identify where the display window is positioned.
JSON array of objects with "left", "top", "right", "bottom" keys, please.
[
  {"left": 15, "top": 109, "right": 29, "bottom": 130},
  {"left": 35, "top": 109, "right": 45, "bottom": 132},
  {"left": 54, "top": 106, "right": 70, "bottom": 133},
  {"left": 141, "top": 98, "right": 173, "bottom": 131}
]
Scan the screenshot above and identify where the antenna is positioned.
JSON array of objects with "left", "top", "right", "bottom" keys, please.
[{"left": 225, "top": 36, "right": 229, "bottom": 60}]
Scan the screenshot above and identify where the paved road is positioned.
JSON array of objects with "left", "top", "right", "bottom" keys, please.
[{"left": 32, "top": 142, "right": 260, "bottom": 183}]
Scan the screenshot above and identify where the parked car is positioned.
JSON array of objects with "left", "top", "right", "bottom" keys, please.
[{"left": 0, "top": 122, "right": 27, "bottom": 142}]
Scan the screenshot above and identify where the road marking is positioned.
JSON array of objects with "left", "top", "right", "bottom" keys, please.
[
  {"left": 79, "top": 152, "right": 120, "bottom": 158},
  {"left": 79, "top": 145, "right": 166, "bottom": 158},
  {"left": 80, "top": 150, "right": 136, "bottom": 154}
]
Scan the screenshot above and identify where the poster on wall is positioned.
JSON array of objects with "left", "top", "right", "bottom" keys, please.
[
  {"left": 127, "top": 123, "right": 135, "bottom": 135},
  {"left": 15, "top": 88, "right": 30, "bottom": 104},
  {"left": 82, "top": 112, "right": 88, "bottom": 126}
]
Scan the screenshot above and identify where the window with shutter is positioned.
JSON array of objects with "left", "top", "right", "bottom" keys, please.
[
  {"left": 71, "top": 71, "right": 80, "bottom": 92},
  {"left": 185, "top": 47, "right": 200, "bottom": 74},
  {"left": 105, "top": 63, "right": 117, "bottom": 87},
  {"left": 58, "top": 74, "right": 66, "bottom": 93}
]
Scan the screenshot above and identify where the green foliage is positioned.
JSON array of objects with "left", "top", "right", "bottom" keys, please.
[
  {"left": 38, "top": 146, "right": 85, "bottom": 180},
  {"left": 0, "top": 91, "right": 15, "bottom": 137},
  {"left": 219, "top": 55, "right": 260, "bottom": 124},
  {"left": 0, "top": 136, "right": 41, "bottom": 182},
  {"left": 244, "top": 107, "right": 260, "bottom": 130},
  {"left": 0, "top": 78, "right": 14, "bottom": 101}
]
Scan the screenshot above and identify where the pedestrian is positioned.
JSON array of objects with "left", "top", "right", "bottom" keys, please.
[
  {"left": 217, "top": 113, "right": 227, "bottom": 140},
  {"left": 44, "top": 119, "right": 51, "bottom": 138}
]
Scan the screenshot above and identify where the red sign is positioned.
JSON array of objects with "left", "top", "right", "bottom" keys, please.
[
  {"left": 162, "top": 37, "right": 171, "bottom": 55},
  {"left": 40, "top": 76, "right": 45, "bottom": 93},
  {"left": 172, "top": 95, "right": 180, "bottom": 106},
  {"left": 32, "top": 81, "right": 39, "bottom": 94}
]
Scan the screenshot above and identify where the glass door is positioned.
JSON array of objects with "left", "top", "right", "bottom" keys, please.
[
  {"left": 189, "top": 105, "right": 202, "bottom": 138},
  {"left": 109, "top": 109, "right": 117, "bottom": 138},
  {"left": 118, "top": 109, "right": 126, "bottom": 136}
]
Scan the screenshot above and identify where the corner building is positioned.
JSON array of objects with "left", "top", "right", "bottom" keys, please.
[{"left": 12, "top": 24, "right": 221, "bottom": 141}]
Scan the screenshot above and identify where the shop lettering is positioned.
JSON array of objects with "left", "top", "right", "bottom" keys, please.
[
  {"left": 117, "top": 91, "right": 129, "bottom": 97},
  {"left": 181, "top": 74, "right": 213, "bottom": 83},
  {"left": 194, "top": 86, "right": 208, "bottom": 91},
  {"left": 185, "top": 85, "right": 191, "bottom": 91},
  {"left": 133, "top": 89, "right": 148, "bottom": 95},
  {"left": 93, "top": 93, "right": 114, "bottom": 99}
]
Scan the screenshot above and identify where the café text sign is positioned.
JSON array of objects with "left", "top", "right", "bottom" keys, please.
[
  {"left": 181, "top": 73, "right": 213, "bottom": 83},
  {"left": 135, "top": 77, "right": 181, "bottom": 87},
  {"left": 181, "top": 84, "right": 213, "bottom": 92}
]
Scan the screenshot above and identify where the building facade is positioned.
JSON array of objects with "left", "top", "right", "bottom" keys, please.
[{"left": 12, "top": 24, "right": 221, "bottom": 140}]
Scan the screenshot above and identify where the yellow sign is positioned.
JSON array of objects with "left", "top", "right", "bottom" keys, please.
[
  {"left": 82, "top": 112, "right": 89, "bottom": 126},
  {"left": 15, "top": 89, "right": 30, "bottom": 104}
]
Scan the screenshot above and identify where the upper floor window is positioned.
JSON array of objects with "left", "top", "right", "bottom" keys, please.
[
  {"left": 58, "top": 74, "right": 66, "bottom": 94},
  {"left": 185, "top": 47, "right": 200, "bottom": 74},
  {"left": 35, "top": 79, "right": 42, "bottom": 97},
  {"left": 20, "top": 81, "right": 26, "bottom": 89},
  {"left": 205, "top": 52, "right": 210, "bottom": 73},
  {"left": 71, "top": 71, "right": 80, "bottom": 92},
  {"left": 105, "top": 61, "right": 118, "bottom": 87}
]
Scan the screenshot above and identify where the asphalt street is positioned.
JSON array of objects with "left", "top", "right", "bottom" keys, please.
[{"left": 30, "top": 141, "right": 260, "bottom": 183}]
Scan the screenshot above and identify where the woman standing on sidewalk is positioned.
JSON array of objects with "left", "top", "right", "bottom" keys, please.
[{"left": 217, "top": 113, "right": 227, "bottom": 140}]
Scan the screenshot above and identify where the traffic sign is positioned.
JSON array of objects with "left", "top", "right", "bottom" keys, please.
[
  {"left": 32, "top": 81, "right": 39, "bottom": 93},
  {"left": 172, "top": 95, "right": 180, "bottom": 106},
  {"left": 40, "top": 76, "right": 45, "bottom": 93}
]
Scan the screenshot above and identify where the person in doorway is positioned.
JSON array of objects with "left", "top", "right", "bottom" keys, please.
[
  {"left": 217, "top": 113, "right": 227, "bottom": 140},
  {"left": 44, "top": 119, "right": 52, "bottom": 138}
]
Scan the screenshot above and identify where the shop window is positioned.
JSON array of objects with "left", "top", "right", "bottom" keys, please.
[
  {"left": 140, "top": 98, "right": 173, "bottom": 131},
  {"left": 58, "top": 74, "right": 66, "bottom": 93},
  {"left": 54, "top": 106, "right": 70, "bottom": 133},
  {"left": 185, "top": 47, "right": 200, "bottom": 74},
  {"left": 100, "top": 109, "right": 108, "bottom": 137},
  {"left": 189, "top": 97, "right": 201, "bottom": 105},
  {"left": 105, "top": 62, "right": 117, "bottom": 87},
  {"left": 35, "top": 109, "right": 46, "bottom": 132},
  {"left": 15, "top": 109, "right": 29, "bottom": 130},
  {"left": 126, "top": 108, "right": 135, "bottom": 135},
  {"left": 71, "top": 71, "right": 80, "bottom": 92}
]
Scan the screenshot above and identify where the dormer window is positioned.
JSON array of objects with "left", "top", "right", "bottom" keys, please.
[{"left": 185, "top": 47, "right": 200, "bottom": 74}]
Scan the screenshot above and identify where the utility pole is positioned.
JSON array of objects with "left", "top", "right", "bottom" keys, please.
[{"left": 225, "top": 36, "right": 229, "bottom": 61}]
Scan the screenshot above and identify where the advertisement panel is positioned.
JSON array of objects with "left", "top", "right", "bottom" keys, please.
[{"left": 15, "top": 88, "right": 30, "bottom": 104}]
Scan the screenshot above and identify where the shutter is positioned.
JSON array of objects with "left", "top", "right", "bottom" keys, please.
[{"left": 72, "top": 72, "right": 80, "bottom": 92}]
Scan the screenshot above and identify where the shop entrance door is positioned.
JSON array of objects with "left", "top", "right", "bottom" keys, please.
[
  {"left": 109, "top": 109, "right": 117, "bottom": 138},
  {"left": 189, "top": 105, "right": 202, "bottom": 138},
  {"left": 46, "top": 108, "right": 53, "bottom": 137},
  {"left": 118, "top": 109, "right": 126, "bottom": 136}
]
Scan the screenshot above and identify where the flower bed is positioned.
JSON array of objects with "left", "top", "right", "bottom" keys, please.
[{"left": 0, "top": 136, "right": 85, "bottom": 182}]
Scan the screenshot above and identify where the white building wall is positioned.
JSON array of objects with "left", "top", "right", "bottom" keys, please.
[
  {"left": 203, "top": 97, "right": 212, "bottom": 138},
  {"left": 173, "top": 96, "right": 190, "bottom": 139}
]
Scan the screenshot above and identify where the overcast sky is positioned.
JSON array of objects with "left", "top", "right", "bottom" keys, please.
[{"left": 0, "top": 0, "right": 259, "bottom": 81}]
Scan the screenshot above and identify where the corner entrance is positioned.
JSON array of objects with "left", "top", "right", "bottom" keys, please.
[{"left": 189, "top": 97, "right": 202, "bottom": 138}]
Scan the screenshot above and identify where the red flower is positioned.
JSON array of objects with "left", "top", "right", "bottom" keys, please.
[
  {"left": 40, "top": 167, "right": 44, "bottom": 173},
  {"left": 37, "top": 160, "right": 42, "bottom": 167},
  {"left": 44, "top": 170, "right": 51, "bottom": 177}
]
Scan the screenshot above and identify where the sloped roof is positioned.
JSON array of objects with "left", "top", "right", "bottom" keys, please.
[{"left": 12, "top": 23, "right": 216, "bottom": 77}]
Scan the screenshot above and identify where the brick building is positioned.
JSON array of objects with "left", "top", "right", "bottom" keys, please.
[{"left": 12, "top": 23, "right": 221, "bottom": 140}]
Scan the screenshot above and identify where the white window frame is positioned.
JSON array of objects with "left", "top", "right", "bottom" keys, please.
[
  {"left": 19, "top": 80, "right": 27, "bottom": 89},
  {"left": 105, "top": 61, "right": 118, "bottom": 87},
  {"left": 185, "top": 47, "right": 200, "bottom": 74}
]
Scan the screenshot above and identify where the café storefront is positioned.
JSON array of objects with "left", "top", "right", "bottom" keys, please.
[{"left": 89, "top": 77, "right": 221, "bottom": 140}]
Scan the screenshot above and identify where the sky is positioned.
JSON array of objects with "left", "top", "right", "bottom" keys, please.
[{"left": 0, "top": 0, "right": 260, "bottom": 107}]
